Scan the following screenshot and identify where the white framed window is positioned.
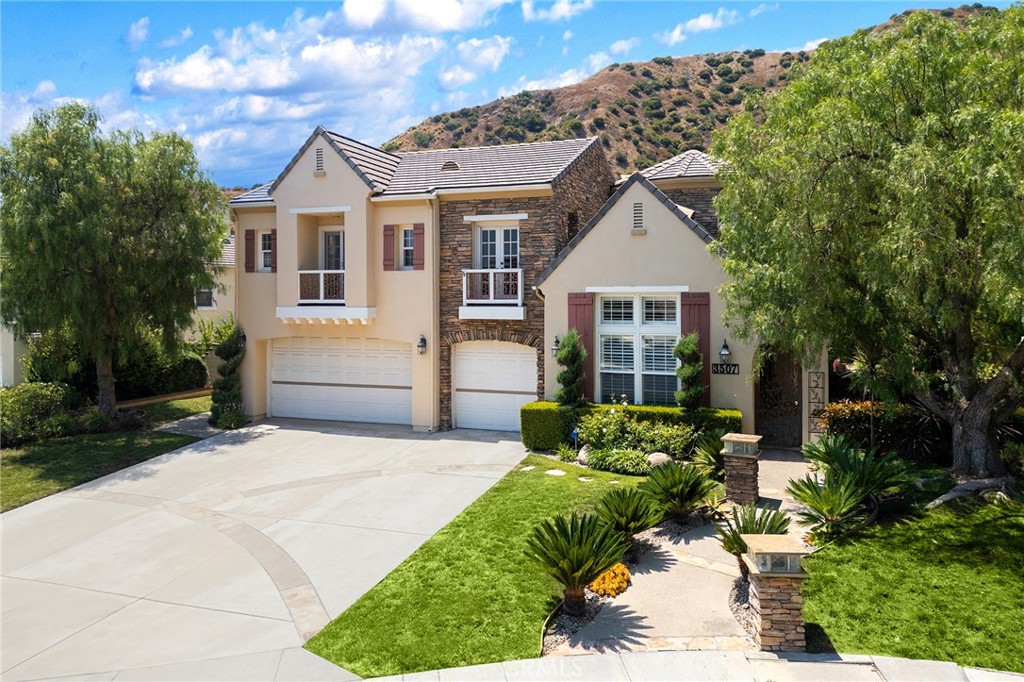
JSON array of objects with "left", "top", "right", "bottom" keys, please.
[
  {"left": 475, "top": 224, "right": 519, "bottom": 269},
  {"left": 321, "top": 228, "right": 344, "bottom": 271},
  {"left": 195, "top": 288, "right": 215, "bottom": 309},
  {"left": 597, "top": 295, "right": 680, "bottom": 405},
  {"left": 400, "top": 227, "right": 415, "bottom": 270},
  {"left": 259, "top": 231, "right": 273, "bottom": 272}
]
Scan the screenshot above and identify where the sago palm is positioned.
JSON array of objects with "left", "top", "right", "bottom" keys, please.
[
  {"left": 641, "top": 461, "right": 721, "bottom": 522},
  {"left": 716, "top": 503, "right": 791, "bottom": 574},
  {"left": 691, "top": 428, "right": 727, "bottom": 482},
  {"left": 595, "top": 487, "right": 663, "bottom": 545},
  {"left": 786, "top": 473, "right": 868, "bottom": 543},
  {"left": 524, "top": 512, "right": 630, "bottom": 616}
]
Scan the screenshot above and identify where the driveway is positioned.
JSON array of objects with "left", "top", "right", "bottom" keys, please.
[{"left": 1, "top": 421, "right": 526, "bottom": 681}]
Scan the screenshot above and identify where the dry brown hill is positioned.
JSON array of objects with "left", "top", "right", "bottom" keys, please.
[{"left": 384, "top": 5, "right": 994, "bottom": 174}]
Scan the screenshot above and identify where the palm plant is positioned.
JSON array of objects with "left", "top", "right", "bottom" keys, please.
[
  {"left": 716, "top": 503, "right": 791, "bottom": 575},
  {"left": 786, "top": 473, "right": 868, "bottom": 543},
  {"left": 595, "top": 487, "right": 663, "bottom": 545},
  {"left": 804, "top": 435, "right": 908, "bottom": 519},
  {"left": 640, "top": 461, "right": 722, "bottom": 522},
  {"left": 524, "top": 512, "right": 630, "bottom": 616},
  {"left": 691, "top": 428, "right": 727, "bottom": 481},
  {"left": 801, "top": 433, "right": 860, "bottom": 471}
]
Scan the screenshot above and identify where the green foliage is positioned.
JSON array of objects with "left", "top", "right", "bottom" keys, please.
[
  {"left": 0, "top": 382, "right": 85, "bottom": 447},
  {"left": 554, "top": 329, "right": 587, "bottom": 406},
  {"left": 165, "top": 353, "right": 209, "bottom": 393},
  {"left": 803, "top": 435, "right": 909, "bottom": 500},
  {"left": 691, "top": 429, "right": 727, "bottom": 481},
  {"left": 412, "top": 130, "right": 433, "bottom": 147},
  {"left": 209, "top": 324, "right": 246, "bottom": 429},
  {"left": 0, "top": 103, "right": 228, "bottom": 415},
  {"left": 595, "top": 487, "right": 662, "bottom": 543},
  {"left": 817, "top": 400, "right": 948, "bottom": 464},
  {"left": 787, "top": 474, "right": 868, "bottom": 543},
  {"left": 586, "top": 448, "right": 651, "bottom": 476},
  {"left": 632, "top": 421, "right": 696, "bottom": 457},
  {"left": 673, "top": 332, "right": 705, "bottom": 409},
  {"left": 555, "top": 442, "right": 577, "bottom": 463},
  {"left": 652, "top": 56, "right": 674, "bottom": 66},
  {"left": 577, "top": 406, "right": 632, "bottom": 450},
  {"left": 716, "top": 503, "right": 791, "bottom": 558},
  {"left": 520, "top": 401, "right": 577, "bottom": 450},
  {"left": 524, "top": 512, "right": 629, "bottom": 615},
  {"left": 641, "top": 462, "right": 721, "bottom": 521},
  {"left": 185, "top": 313, "right": 237, "bottom": 357},
  {"left": 711, "top": 8, "right": 1024, "bottom": 477}
]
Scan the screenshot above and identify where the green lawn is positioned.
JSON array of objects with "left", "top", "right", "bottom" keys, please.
[
  {"left": 304, "top": 454, "right": 640, "bottom": 678},
  {"left": 0, "top": 396, "right": 211, "bottom": 512},
  {"left": 804, "top": 498, "right": 1024, "bottom": 674}
]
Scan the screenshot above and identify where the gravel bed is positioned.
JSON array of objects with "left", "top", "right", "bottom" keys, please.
[
  {"left": 729, "top": 576, "right": 758, "bottom": 640},
  {"left": 541, "top": 590, "right": 611, "bottom": 655}
]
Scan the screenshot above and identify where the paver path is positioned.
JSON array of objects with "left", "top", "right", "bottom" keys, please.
[{"left": 1, "top": 420, "right": 525, "bottom": 681}]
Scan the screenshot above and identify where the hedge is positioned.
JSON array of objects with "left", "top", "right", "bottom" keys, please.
[{"left": 521, "top": 401, "right": 742, "bottom": 451}]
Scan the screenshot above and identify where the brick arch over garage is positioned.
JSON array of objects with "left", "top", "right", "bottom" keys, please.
[{"left": 439, "top": 329, "right": 543, "bottom": 430}]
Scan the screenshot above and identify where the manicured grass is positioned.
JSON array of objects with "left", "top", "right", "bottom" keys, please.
[
  {"left": 305, "top": 454, "right": 641, "bottom": 678},
  {"left": 0, "top": 396, "right": 211, "bottom": 512},
  {"left": 804, "top": 498, "right": 1024, "bottom": 673}
]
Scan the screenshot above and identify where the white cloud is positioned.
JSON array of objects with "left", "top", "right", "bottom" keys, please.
[
  {"left": 562, "top": 45, "right": 569, "bottom": 56},
  {"left": 439, "top": 65, "right": 477, "bottom": 89},
  {"left": 126, "top": 17, "right": 150, "bottom": 50},
  {"left": 522, "top": 0, "right": 594, "bottom": 22},
  {"left": 656, "top": 7, "right": 739, "bottom": 46},
  {"left": 749, "top": 3, "right": 778, "bottom": 17},
  {"left": 33, "top": 80, "right": 56, "bottom": 97},
  {"left": 343, "top": 0, "right": 387, "bottom": 29},
  {"left": 396, "top": 0, "right": 511, "bottom": 32},
  {"left": 562, "top": 30, "right": 573, "bottom": 41},
  {"left": 456, "top": 35, "right": 513, "bottom": 72},
  {"left": 801, "top": 37, "right": 828, "bottom": 51},
  {"left": 446, "top": 91, "right": 472, "bottom": 107},
  {"left": 609, "top": 38, "right": 640, "bottom": 55},
  {"left": 159, "top": 26, "right": 194, "bottom": 49},
  {"left": 587, "top": 51, "right": 611, "bottom": 72}
]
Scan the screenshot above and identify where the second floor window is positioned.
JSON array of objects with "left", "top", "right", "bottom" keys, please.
[
  {"left": 195, "top": 288, "right": 214, "bottom": 309},
  {"left": 401, "top": 227, "right": 415, "bottom": 270},
  {"left": 323, "top": 230, "right": 343, "bottom": 270},
  {"left": 477, "top": 226, "right": 519, "bottom": 269},
  {"left": 259, "top": 232, "right": 273, "bottom": 272}
]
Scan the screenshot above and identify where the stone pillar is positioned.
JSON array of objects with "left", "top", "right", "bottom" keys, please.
[
  {"left": 721, "top": 433, "right": 761, "bottom": 505},
  {"left": 740, "top": 534, "right": 809, "bottom": 652}
]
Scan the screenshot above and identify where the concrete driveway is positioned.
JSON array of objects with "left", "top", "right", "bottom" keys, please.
[{"left": 1, "top": 421, "right": 526, "bottom": 681}]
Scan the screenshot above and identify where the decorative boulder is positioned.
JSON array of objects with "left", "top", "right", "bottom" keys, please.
[
  {"left": 648, "top": 452, "right": 673, "bottom": 468},
  {"left": 577, "top": 444, "right": 592, "bottom": 466}
]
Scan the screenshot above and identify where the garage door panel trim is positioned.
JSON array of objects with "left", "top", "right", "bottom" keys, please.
[
  {"left": 272, "top": 380, "right": 412, "bottom": 390},
  {"left": 454, "top": 387, "right": 536, "bottom": 397}
]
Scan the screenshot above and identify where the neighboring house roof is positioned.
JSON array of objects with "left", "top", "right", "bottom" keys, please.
[
  {"left": 382, "top": 137, "right": 599, "bottom": 196},
  {"left": 230, "top": 183, "right": 273, "bottom": 205},
  {"left": 217, "top": 232, "right": 236, "bottom": 267},
  {"left": 641, "top": 149, "right": 723, "bottom": 182},
  {"left": 535, "top": 172, "right": 714, "bottom": 288}
]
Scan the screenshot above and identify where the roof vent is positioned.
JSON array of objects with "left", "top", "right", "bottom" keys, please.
[
  {"left": 441, "top": 160, "right": 460, "bottom": 171},
  {"left": 314, "top": 148, "right": 325, "bottom": 176}
]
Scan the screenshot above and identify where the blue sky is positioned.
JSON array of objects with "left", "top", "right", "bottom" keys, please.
[{"left": 2, "top": 1, "right": 1011, "bottom": 186}]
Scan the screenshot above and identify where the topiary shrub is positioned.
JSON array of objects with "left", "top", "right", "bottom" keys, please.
[
  {"left": 163, "top": 352, "right": 209, "bottom": 393},
  {"left": 586, "top": 448, "right": 651, "bottom": 476},
  {"left": 674, "top": 332, "right": 705, "bottom": 410},
  {"left": 520, "top": 401, "right": 576, "bottom": 450},
  {"left": 0, "top": 382, "right": 85, "bottom": 446},
  {"left": 210, "top": 325, "right": 246, "bottom": 429},
  {"left": 554, "top": 329, "right": 587, "bottom": 407},
  {"left": 589, "top": 562, "right": 631, "bottom": 597}
]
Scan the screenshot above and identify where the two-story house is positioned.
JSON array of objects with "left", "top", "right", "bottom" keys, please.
[{"left": 230, "top": 127, "right": 613, "bottom": 432}]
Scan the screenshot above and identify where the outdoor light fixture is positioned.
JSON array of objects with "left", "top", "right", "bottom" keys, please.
[
  {"left": 417, "top": 334, "right": 427, "bottom": 355},
  {"left": 551, "top": 335, "right": 560, "bottom": 357},
  {"left": 238, "top": 332, "right": 247, "bottom": 348},
  {"left": 719, "top": 339, "right": 732, "bottom": 363},
  {"left": 740, "top": 534, "right": 807, "bottom": 575}
]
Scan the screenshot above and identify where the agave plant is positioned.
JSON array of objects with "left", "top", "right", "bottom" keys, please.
[
  {"left": 640, "top": 461, "right": 721, "bottom": 522},
  {"left": 786, "top": 473, "right": 868, "bottom": 543},
  {"left": 716, "top": 503, "right": 791, "bottom": 575},
  {"left": 524, "top": 512, "right": 630, "bottom": 616},
  {"left": 691, "top": 429, "right": 727, "bottom": 481},
  {"left": 595, "top": 487, "right": 663, "bottom": 545}
]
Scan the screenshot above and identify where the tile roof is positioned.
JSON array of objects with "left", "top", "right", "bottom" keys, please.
[
  {"left": 217, "top": 231, "right": 236, "bottom": 267},
  {"left": 229, "top": 183, "right": 273, "bottom": 206},
  {"left": 381, "top": 137, "right": 599, "bottom": 196},
  {"left": 323, "top": 131, "right": 401, "bottom": 189},
  {"left": 535, "top": 173, "right": 714, "bottom": 288},
  {"left": 641, "top": 149, "right": 723, "bottom": 182}
]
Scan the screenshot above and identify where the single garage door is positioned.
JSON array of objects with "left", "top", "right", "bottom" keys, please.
[
  {"left": 453, "top": 341, "right": 537, "bottom": 431},
  {"left": 271, "top": 337, "right": 412, "bottom": 424}
]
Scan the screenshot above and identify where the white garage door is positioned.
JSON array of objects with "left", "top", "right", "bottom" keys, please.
[
  {"left": 271, "top": 337, "right": 412, "bottom": 424},
  {"left": 453, "top": 341, "right": 537, "bottom": 431}
]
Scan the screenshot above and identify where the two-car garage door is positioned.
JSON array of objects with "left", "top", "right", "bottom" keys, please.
[
  {"left": 270, "top": 337, "right": 412, "bottom": 425},
  {"left": 453, "top": 341, "right": 537, "bottom": 431}
]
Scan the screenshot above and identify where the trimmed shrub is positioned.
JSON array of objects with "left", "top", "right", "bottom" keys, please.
[
  {"left": 210, "top": 325, "right": 246, "bottom": 429},
  {"left": 632, "top": 421, "right": 697, "bottom": 457},
  {"left": 163, "top": 353, "right": 209, "bottom": 393},
  {"left": 587, "top": 448, "right": 651, "bottom": 476},
  {"left": 674, "top": 332, "right": 705, "bottom": 409},
  {"left": 0, "top": 382, "right": 85, "bottom": 446},
  {"left": 521, "top": 401, "right": 577, "bottom": 450},
  {"left": 554, "top": 329, "right": 587, "bottom": 406}
]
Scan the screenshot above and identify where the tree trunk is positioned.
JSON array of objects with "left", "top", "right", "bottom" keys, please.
[
  {"left": 96, "top": 350, "right": 117, "bottom": 417},
  {"left": 950, "top": 400, "right": 1006, "bottom": 479},
  {"left": 563, "top": 587, "right": 587, "bottom": 617}
]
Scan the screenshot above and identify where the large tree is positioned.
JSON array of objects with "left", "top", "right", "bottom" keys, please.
[
  {"left": 1, "top": 103, "right": 228, "bottom": 416},
  {"left": 711, "top": 7, "right": 1024, "bottom": 478}
]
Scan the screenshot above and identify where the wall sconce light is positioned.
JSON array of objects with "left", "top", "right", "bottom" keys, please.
[
  {"left": 238, "top": 332, "right": 247, "bottom": 348},
  {"left": 551, "top": 335, "right": 561, "bottom": 357},
  {"left": 417, "top": 334, "right": 428, "bottom": 355},
  {"left": 719, "top": 339, "right": 732, "bottom": 363}
]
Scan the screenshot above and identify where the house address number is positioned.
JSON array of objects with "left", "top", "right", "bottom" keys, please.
[{"left": 712, "top": 363, "right": 740, "bottom": 375}]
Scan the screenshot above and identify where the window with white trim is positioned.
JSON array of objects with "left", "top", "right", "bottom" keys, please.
[
  {"left": 475, "top": 224, "right": 519, "bottom": 269},
  {"left": 258, "top": 231, "right": 273, "bottom": 272},
  {"left": 400, "top": 227, "right": 415, "bottom": 270},
  {"left": 322, "top": 229, "right": 343, "bottom": 270},
  {"left": 597, "top": 295, "right": 680, "bottom": 405}
]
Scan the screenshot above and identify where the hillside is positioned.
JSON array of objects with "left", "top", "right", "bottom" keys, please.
[{"left": 385, "top": 5, "right": 993, "bottom": 174}]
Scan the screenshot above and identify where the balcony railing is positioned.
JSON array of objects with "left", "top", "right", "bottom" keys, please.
[
  {"left": 298, "top": 270, "right": 345, "bottom": 304},
  {"left": 462, "top": 268, "right": 523, "bottom": 306}
]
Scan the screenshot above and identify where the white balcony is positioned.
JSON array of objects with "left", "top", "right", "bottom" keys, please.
[
  {"left": 298, "top": 270, "right": 345, "bottom": 304},
  {"left": 460, "top": 268, "right": 526, "bottom": 320}
]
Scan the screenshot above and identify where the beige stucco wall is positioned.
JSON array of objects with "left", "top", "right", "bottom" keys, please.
[
  {"left": 233, "top": 140, "right": 439, "bottom": 429},
  {"left": 537, "top": 180, "right": 757, "bottom": 433},
  {"left": 193, "top": 266, "right": 235, "bottom": 326},
  {"left": 1, "top": 326, "right": 26, "bottom": 387}
]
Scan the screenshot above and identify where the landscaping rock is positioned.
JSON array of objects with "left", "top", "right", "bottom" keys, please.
[
  {"left": 648, "top": 452, "right": 673, "bottom": 468},
  {"left": 577, "top": 444, "right": 592, "bottom": 466},
  {"left": 546, "top": 469, "right": 566, "bottom": 477}
]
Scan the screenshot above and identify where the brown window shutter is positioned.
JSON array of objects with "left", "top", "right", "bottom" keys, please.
[
  {"left": 680, "top": 292, "right": 712, "bottom": 407},
  {"left": 270, "top": 229, "right": 278, "bottom": 273},
  {"left": 244, "top": 229, "right": 255, "bottom": 273},
  {"left": 412, "top": 223, "right": 425, "bottom": 270},
  {"left": 567, "top": 292, "right": 596, "bottom": 401},
  {"left": 383, "top": 225, "right": 395, "bottom": 271}
]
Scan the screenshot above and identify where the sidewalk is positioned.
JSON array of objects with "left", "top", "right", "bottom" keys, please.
[{"left": 371, "top": 651, "right": 1023, "bottom": 682}]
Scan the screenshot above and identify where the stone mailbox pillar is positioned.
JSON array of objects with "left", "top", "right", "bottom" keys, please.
[
  {"left": 721, "top": 433, "right": 761, "bottom": 505},
  {"left": 740, "top": 534, "right": 810, "bottom": 652}
]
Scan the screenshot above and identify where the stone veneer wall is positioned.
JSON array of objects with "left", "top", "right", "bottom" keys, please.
[
  {"left": 723, "top": 454, "right": 759, "bottom": 505},
  {"left": 662, "top": 187, "right": 720, "bottom": 238},
  {"left": 748, "top": 574, "right": 807, "bottom": 651},
  {"left": 437, "top": 144, "right": 615, "bottom": 429}
]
